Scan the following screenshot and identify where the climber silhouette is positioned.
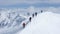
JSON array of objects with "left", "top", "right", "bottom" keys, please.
[
  {"left": 41, "top": 10, "right": 43, "bottom": 13},
  {"left": 35, "top": 12, "right": 37, "bottom": 16},
  {"left": 32, "top": 14, "right": 34, "bottom": 17},
  {"left": 23, "top": 23, "right": 25, "bottom": 28},
  {"left": 29, "top": 17, "right": 32, "bottom": 22}
]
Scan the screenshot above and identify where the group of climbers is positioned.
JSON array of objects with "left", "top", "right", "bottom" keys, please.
[
  {"left": 22, "top": 12, "right": 38, "bottom": 28},
  {"left": 22, "top": 10, "right": 43, "bottom": 28}
]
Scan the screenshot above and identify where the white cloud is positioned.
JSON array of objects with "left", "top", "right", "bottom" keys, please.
[{"left": 0, "top": 0, "right": 60, "bottom": 6}]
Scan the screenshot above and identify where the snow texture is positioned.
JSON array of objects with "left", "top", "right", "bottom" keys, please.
[
  {"left": 0, "top": 7, "right": 60, "bottom": 34},
  {"left": 19, "top": 12, "right": 60, "bottom": 34}
]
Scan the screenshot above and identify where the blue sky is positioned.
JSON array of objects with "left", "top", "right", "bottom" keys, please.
[{"left": 0, "top": 0, "right": 60, "bottom": 8}]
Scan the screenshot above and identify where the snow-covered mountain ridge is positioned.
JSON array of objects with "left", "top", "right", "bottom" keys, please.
[{"left": 19, "top": 12, "right": 60, "bottom": 34}]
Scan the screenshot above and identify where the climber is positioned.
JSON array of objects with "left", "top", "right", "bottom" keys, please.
[
  {"left": 23, "top": 23, "right": 26, "bottom": 28},
  {"left": 29, "top": 17, "right": 32, "bottom": 22},
  {"left": 41, "top": 10, "right": 43, "bottom": 13},
  {"left": 35, "top": 12, "right": 37, "bottom": 16},
  {"left": 32, "top": 14, "right": 34, "bottom": 17}
]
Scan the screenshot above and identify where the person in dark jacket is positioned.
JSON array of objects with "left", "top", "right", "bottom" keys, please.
[
  {"left": 23, "top": 23, "right": 25, "bottom": 28},
  {"left": 35, "top": 12, "right": 37, "bottom": 16},
  {"left": 32, "top": 14, "right": 34, "bottom": 17},
  {"left": 41, "top": 10, "right": 43, "bottom": 13},
  {"left": 29, "top": 17, "right": 32, "bottom": 22}
]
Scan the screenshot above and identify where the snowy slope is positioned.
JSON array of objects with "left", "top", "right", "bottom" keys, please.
[
  {"left": 18, "top": 12, "right": 60, "bottom": 34},
  {"left": 0, "top": 7, "right": 60, "bottom": 34}
]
